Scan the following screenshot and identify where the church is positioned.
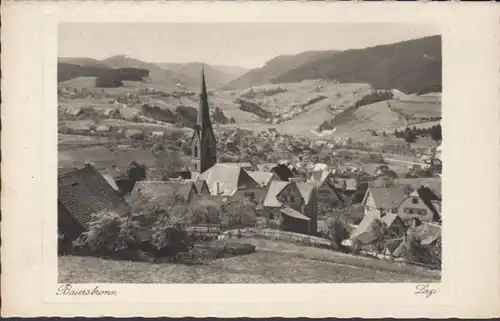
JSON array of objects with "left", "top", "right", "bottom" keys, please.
[{"left": 190, "top": 67, "right": 217, "bottom": 174}]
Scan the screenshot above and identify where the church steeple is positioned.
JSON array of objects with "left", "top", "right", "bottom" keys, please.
[
  {"left": 197, "top": 67, "right": 212, "bottom": 132},
  {"left": 191, "top": 66, "right": 217, "bottom": 174}
]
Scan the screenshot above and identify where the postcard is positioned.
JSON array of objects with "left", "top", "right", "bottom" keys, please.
[{"left": 2, "top": 1, "right": 499, "bottom": 318}]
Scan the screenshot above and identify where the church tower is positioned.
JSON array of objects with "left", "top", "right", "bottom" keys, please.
[{"left": 191, "top": 67, "right": 217, "bottom": 173}]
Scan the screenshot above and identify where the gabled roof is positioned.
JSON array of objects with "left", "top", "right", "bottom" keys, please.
[
  {"left": 394, "top": 178, "right": 441, "bottom": 199},
  {"left": 130, "top": 180, "right": 195, "bottom": 204},
  {"left": 58, "top": 165, "right": 131, "bottom": 229},
  {"left": 380, "top": 213, "right": 404, "bottom": 228},
  {"left": 194, "top": 179, "right": 209, "bottom": 194},
  {"left": 350, "top": 215, "right": 384, "bottom": 245},
  {"left": 311, "top": 163, "right": 330, "bottom": 172},
  {"left": 384, "top": 238, "right": 405, "bottom": 256},
  {"left": 295, "top": 182, "right": 316, "bottom": 205},
  {"left": 365, "top": 186, "right": 407, "bottom": 209},
  {"left": 256, "top": 163, "right": 278, "bottom": 172},
  {"left": 280, "top": 207, "right": 311, "bottom": 221},
  {"left": 308, "top": 170, "right": 332, "bottom": 188},
  {"left": 342, "top": 178, "right": 358, "bottom": 191},
  {"left": 218, "top": 162, "right": 256, "bottom": 171},
  {"left": 197, "top": 163, "right": 260, "bottom": 196},
  {"left": 248, "top": 171, "right": 276, "bottom": 187},
  {"left": 412, "top": 222, "right": 441, "bottom": 246},
  {"left": 263, "top": 181, "right": 289, "bottom": 208},
  {"left": 102, "top": 174, "right": 120, "bottom": 191}
]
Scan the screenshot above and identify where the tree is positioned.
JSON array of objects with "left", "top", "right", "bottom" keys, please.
[
  {"left": 403, "top": 128, "right": 416, "bottom": 143},
  {"left": 74, "top": 211, "right": 140, "bottom": 256},
  {"left": 219, "top": 198, "right": 258, "bottom": 229},
  {"left": 326, "top": 216, "right": 350, "bottom": 250},
  {"left": 430, "top": 124, "right": 442, "bottom": 142},
  {"left": 150, "top": 143, "right": 184, "bottom": 180},
  {"left": 394, "top": 129, "right": 400, "bottom": 138}
]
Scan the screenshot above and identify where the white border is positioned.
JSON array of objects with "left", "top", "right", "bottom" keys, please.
[{"left": 2, "top": 1, "right": 500, "bottom": 317}]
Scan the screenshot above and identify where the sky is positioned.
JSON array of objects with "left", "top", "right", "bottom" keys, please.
[{"left": 59, "top": 23, "right": 439, "bottom": 68}]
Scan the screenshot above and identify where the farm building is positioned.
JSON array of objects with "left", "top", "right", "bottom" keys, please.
[
  {"left": 263, "top": 180, "right": 318, "bottom": 235},
  {"left": 362, "top": 184, "right": 441, "bottom": 223},
  {"left": 58, "top": 165, "right": 132, "bottom": 243},
  {"left": 129, "top": 180, "right": 199, "bottom": 210},
  {"left": 248, "top": 171, "right": 279, "bottom": 188},
  {"left": 307, "top": 169, "right": 346, "bottom": 211},
  {"left": 248, "top": 170, "right": 281, "bottom": 204},
  {"left": 197, "top": 163, "right": 262, "bottom": 199}
]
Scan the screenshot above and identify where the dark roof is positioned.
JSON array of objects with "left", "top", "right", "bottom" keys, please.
[
  {"left": 271, "top": 164, "right": 295, "bottom": 181},
  {"left": 58, "top": 165, "right": 131, "bottom": 229}
]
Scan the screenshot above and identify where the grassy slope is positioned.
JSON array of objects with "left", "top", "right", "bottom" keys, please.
[{"left": 59, "top": 239, "right": 439, "bottom": 283}]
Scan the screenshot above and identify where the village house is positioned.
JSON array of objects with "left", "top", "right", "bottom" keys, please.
[
  {"left": 58, "top": 165, "right": 132, "bottom": 243},
  {"left": 129, "top": 180, "right": 199, "bottom": 208},
  {"left": 184, "top": 178, "right": 211, "bottom": 196},
  {"left": 362, "top": 184, "right": 441, "bottom": 223},
  {"left": 197, "top": 163, "right": 262, "bottom": 199},
  {"left": 263, "top": 180, "right": 318, "bottom": 235},
  {"left": 334, "top": 177, "right": 360, "bottom": 198},
  {"left": 307, "top": 169, "right": 345, "bottom": 212},
  {"left": 219, "top": 162, "right": 258, "bottom": 172},
  {"left": 248, "top": 170, "right": 281, "bottom": 204}
]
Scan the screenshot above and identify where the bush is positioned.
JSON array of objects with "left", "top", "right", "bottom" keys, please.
[{"left": 73, "top": 211, "right": 139, "bottom": 256}]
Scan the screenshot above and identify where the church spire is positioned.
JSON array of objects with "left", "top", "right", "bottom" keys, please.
[
  {"left": 191, "top": 66, "right": 217, "bottom": 173},
  {"left": 197, "top": 66, "right": 211, "bottom": 131}
]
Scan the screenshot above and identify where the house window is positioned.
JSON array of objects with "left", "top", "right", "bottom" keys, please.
[
  {"left": 391, "top": 208, "right": 398, "bottom": 214},
  {"left": 404, "top": 208, "right": 414, "bottom": 215},
  {"left": 288, "top": 195, "right": 295, "bottom": 202},
  {"left": 194, "top": 147, "right": 198, "bottom": 158},
  {"left": 404, "top": 208, "right": 427, "bottom": 216},
  {"left": 244, "top": 192, "right": 255, "bottom": 200},
  {"left": 412, "top": 197, "right": 419, "bottom": 204}
]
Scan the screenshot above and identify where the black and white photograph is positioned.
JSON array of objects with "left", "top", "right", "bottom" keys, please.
[{"left": 57, "top": 22, "right": 443, "bottom": 284}]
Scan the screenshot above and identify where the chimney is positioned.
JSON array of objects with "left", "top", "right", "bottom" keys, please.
[{"left": 213, "top": 182, "right": 220, "bottom": 195}]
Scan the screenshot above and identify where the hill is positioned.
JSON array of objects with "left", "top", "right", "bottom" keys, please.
[
  {"left": 224, "top": 50, "right": 338, "bottom": 90},
  {"left": 155, "top": 62, "right": 243, "bottom": 88},
  {"left": 272, "top": 35, "right": 442, "bottom": 94},
  {"left": 101, "top": 55, "right": 199, "bottom": 90},
  {"left": 58, "top": 57, "right": 109, "bottom": 68},
  {"left": 57, "top": 62, "right": 149, "bottom": 86}
]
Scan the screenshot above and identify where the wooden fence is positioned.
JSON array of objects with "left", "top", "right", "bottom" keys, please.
[{"left": 221, "top": 228, "right": 334, "bottom": 249}]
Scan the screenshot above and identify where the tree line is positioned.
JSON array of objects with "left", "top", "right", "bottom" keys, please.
[{"left": 394, "top": 124, "right": 442, "bottom": 143}]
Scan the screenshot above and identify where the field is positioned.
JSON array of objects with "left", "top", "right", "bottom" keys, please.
[{"left": 59, "top": 239, "right": 440, "bottom": 283}]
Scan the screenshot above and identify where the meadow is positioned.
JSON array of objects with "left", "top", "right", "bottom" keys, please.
[{"left": 59, "top": 238, "right": 440, "bottom": 284}]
